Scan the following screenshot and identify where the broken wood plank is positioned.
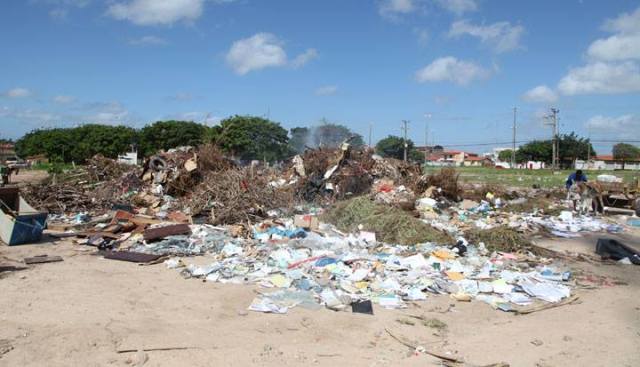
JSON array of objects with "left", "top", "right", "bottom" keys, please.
[
  {"left": 515, "top": 294, "right": 580, "bottom": 315},
  {"left": 384, "top": 328, "right": 461, "bottom": 363},
  {"left": 100, "top": 251, "right": 163, "bottom": 263},
  {"left": 24, "top": 255, "right": 63, "bottom": 265},
  {"left": 117, "top": 346, "right": 200, "bottom": 354},
  {"left": 0, "top": 264, "right": 28, "bottom": 272},
  {"left": 143, "top": 224, "right": 191, "bottom": 241}
]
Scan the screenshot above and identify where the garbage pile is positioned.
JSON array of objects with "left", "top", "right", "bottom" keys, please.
[
  {"left": 24, "top": 141, "right": 633, "bottom": 317},
  {"left": 149, "top": 218, "right": 576, "bottom": 315}
]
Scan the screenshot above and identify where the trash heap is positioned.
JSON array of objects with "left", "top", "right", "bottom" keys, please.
[
  {"left": 145, "top": 218, "right": 575, "bottom": 315},
  {"left": 24, "top": 141, "right": 634, "bottom": 316}
]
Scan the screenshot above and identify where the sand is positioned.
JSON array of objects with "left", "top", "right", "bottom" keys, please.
[{"left": 1, "top": 232, "right": 639, "bottom": 367}]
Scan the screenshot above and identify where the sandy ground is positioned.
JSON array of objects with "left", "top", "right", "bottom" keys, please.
[{"left": 1, "top": 231, "right": 639, "bottom": 367}]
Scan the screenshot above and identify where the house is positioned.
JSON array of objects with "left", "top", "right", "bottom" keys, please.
[
  {"left": 575, "top": 155, "right": 640, "bottom": 170},
  {"left": 425, "top": 150, "right": 486, "bottom": 167},
  {"left": 0, "top": 143, "right": 16, "bottom": 163},
  {"left": 26, "top": 154, "right": 49, "bottom": 165}
]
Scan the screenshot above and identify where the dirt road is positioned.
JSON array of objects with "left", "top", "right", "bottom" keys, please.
[{"left": 1, "top": 234, "right": 639, "bottom": 367}]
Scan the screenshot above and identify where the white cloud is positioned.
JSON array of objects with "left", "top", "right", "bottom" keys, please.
[
  {"left": 601, "top": 6, "right": 640, "bottom": 34},
  {"left": 226, "top": 33, "right": 287, "bottom": 75},
  {"left": 415, "top": 56, "right": 490, "bottom": 85},
  {"left": 558, "top": 61, "right": 640, "bottom": 95},
  {"left": 378, "top": 0, "right": 416, "bottom": 16},
  {"left": 53, "top": 95, "right": 76, "bottom": 104},
  {"left": 315, "top": 85, "right": 338, "bottom": 96},
  {"left": 435, "top": 0, "right": 477, "bottom": 15},
  {"left": 291, "top": 48, "right": 318, "bottom": 68},
  {"left": 81, "top": 101, "right": 130, "bottom": 124},
  {"left": 128, "top": 35, "right": 168, "bottom": 46},
  {"left": 225, "top": 33, "right": 316, "bottom": 75},
  {"left": 587, "top": 33, "right": 640, "bottom": 61},
  {"left": 2, "top": 88, "right": 32, "bottom": 98},
  {"left": 448, "top": 19, "right": 525, "bottom": 53},
  {"left": 522, "top": 85, "right": 558, "bottom": 103},
  {"left": 586, "top": 114, "right": 640, "bottom": 138},
  {"left": 556, "top": 6, "right": 640, "bottom": 96},
  {"left": 166, "top": 111, "right": 220, "bottom": 125},
  {"left": 586, "top": 6, "right": 640, "bottom": 62},
  {"left": 107, "top": 0, "right": 204, "bottom": 26}
]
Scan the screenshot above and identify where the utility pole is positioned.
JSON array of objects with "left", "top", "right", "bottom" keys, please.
[
  {"left": 401, "top": 120, "right": 409, "bottom": 162},
  {"left": 587, "top": 124, "right": 591, "bottom": 162},
  {"left": 424, "top": 114, "right": 431, "bottom": 163},
  {"left": 544, "top": 108, "right": 560, "bottom": 169},
  {"left": 512, "top": 107, "right": 517, "bottom": 169},
  {"left": 368, "top": 123, "right": 373, "bottom": 148}
]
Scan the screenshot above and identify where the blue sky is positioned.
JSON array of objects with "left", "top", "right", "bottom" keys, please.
[{"left": 1, "top": 0, "right": 639, "bottom": 154}]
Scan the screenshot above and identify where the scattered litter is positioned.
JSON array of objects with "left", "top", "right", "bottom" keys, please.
[{"left": 351, "top": 300, "right": 374, "bottom": 315}]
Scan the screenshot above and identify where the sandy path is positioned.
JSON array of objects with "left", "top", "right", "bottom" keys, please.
[{"left": 1, "top": 236, "right": 639, "bottom": 367}]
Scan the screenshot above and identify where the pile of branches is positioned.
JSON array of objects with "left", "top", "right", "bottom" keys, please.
[
  {"left": 86, "top": 155, "right": 139, "bottom": 183},
  {"left": 294, "top": 147, "right": 377, "bottom": 203},
  {"left": 416, "top": 168, "right": 462, "bottom": 201},
  {"left": 182, "top": 168, "right": 294, "bottom": 225},
  {"left": 22, "top": 181, "right": 116, "bottom": 213}
]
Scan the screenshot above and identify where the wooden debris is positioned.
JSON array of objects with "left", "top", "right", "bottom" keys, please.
[
  {"left": 23, "top": 255, "right": 63, "bottom": 265},
  {"left": 515, "top": 294, "right": 581, "bottom": 315}
]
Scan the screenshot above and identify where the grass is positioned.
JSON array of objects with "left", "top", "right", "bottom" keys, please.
[
  {"left": 30, "top": 162, "right": 75, "bottom": 172},
  {"left": 424, "top": 166, "right": 640, "bottom": 188},
  {"left": 464, "top": 226, "right": 534, "bottom": 254},
  {"left": 322, "top": 196, "right": 453, "bottom": 245}
]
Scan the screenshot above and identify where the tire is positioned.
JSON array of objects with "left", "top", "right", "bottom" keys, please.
[
  {"left": 635, "top": 198, "right": 640, "bottom": 217},
  {"left": 149, "top": 156, "right": 167, "bottom": 171}
]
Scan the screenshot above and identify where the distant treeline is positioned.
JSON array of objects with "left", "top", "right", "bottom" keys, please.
[{"left": 15, "top": 116, "right": 364, "bottom": 164}]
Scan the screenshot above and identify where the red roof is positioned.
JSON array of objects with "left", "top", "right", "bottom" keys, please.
[
  {"left": 465, "top": 156, "right": 484, "bottom": 161},
  {"left": 594, "top": 155, "right": 614, "bottom": 161}
]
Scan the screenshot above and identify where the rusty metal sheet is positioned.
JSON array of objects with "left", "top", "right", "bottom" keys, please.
[
  {"left": 23, "top": 255, "right": 63, "bottom": 264},
  {"left": 143, "top": 224, "right": 191, "bottom": 241},
  {"left": 101, "top": 251, "right": 162, "bottom": 263}
]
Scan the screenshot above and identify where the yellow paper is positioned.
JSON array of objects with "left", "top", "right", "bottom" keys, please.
[{"left": 446, "top": 271, "right": 464, "bottom": 281}]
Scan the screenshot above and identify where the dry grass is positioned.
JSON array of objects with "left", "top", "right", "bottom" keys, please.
[
  {"left": 322, "top": 196, "right": 452, "bottom": 245},
  {"left": 417, "top": 168, "right": 462, "bottom": 200},
  {"left": 464, "top": 226, "right": 534, "bottom": 253}
]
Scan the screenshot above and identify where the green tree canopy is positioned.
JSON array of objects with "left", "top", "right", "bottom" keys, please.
[
  {"left": 613, "top": 143, "right": 640, "bottom": 169},
  {"left": 139, "top": 121, "right": 207, "bottom": 156},
  {"left": 15, "top": 125, "right": 137, "bottom": 163},
  {"left": 215, "top": 115, "right": 290, "bottom": 162},
  {"left": 498, "top": 149, "right": 513, "bottom": 162},
  {"left": 515, "top": 133, "right": 595, "bottom": 167},
  {"left": 559, "top": 132, "right": 596, "bottom": 164},
  {"left": 376, "top": 135, "right": 420, "bottom": 161}
]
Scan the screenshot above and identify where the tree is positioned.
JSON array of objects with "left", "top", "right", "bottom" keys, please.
[
  {"left": 289, "top": 127, "right": 310, "bottom": 154},
  {"left": 15, "top": 125, "right": 138, "bottom": 163},
  {"left": 312, "top": 120, "right": 364, "bottom": 148},
  {"left": 613, "top": 143, "right": 640, "bottom": 170},
  {"left": 559, "top": 132, "right": 596, "bottom": 166},
  {"left": 516, "top": 140, "right": 552, "bottom": 164},
  {"left": 515, "top": 133, "right": 595, "bottom": 167},
  {"left": 498, "top": 150, "right": 513, "bottom": 162},
  {"left": 139, "top": 121, "right": 207, "bottom": 156},
  {"left": 216, "top": 115, "right": 290, "bottom": 162},
  {"left": 376, "top": 135, "right": 421, "bottom": 161}
]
